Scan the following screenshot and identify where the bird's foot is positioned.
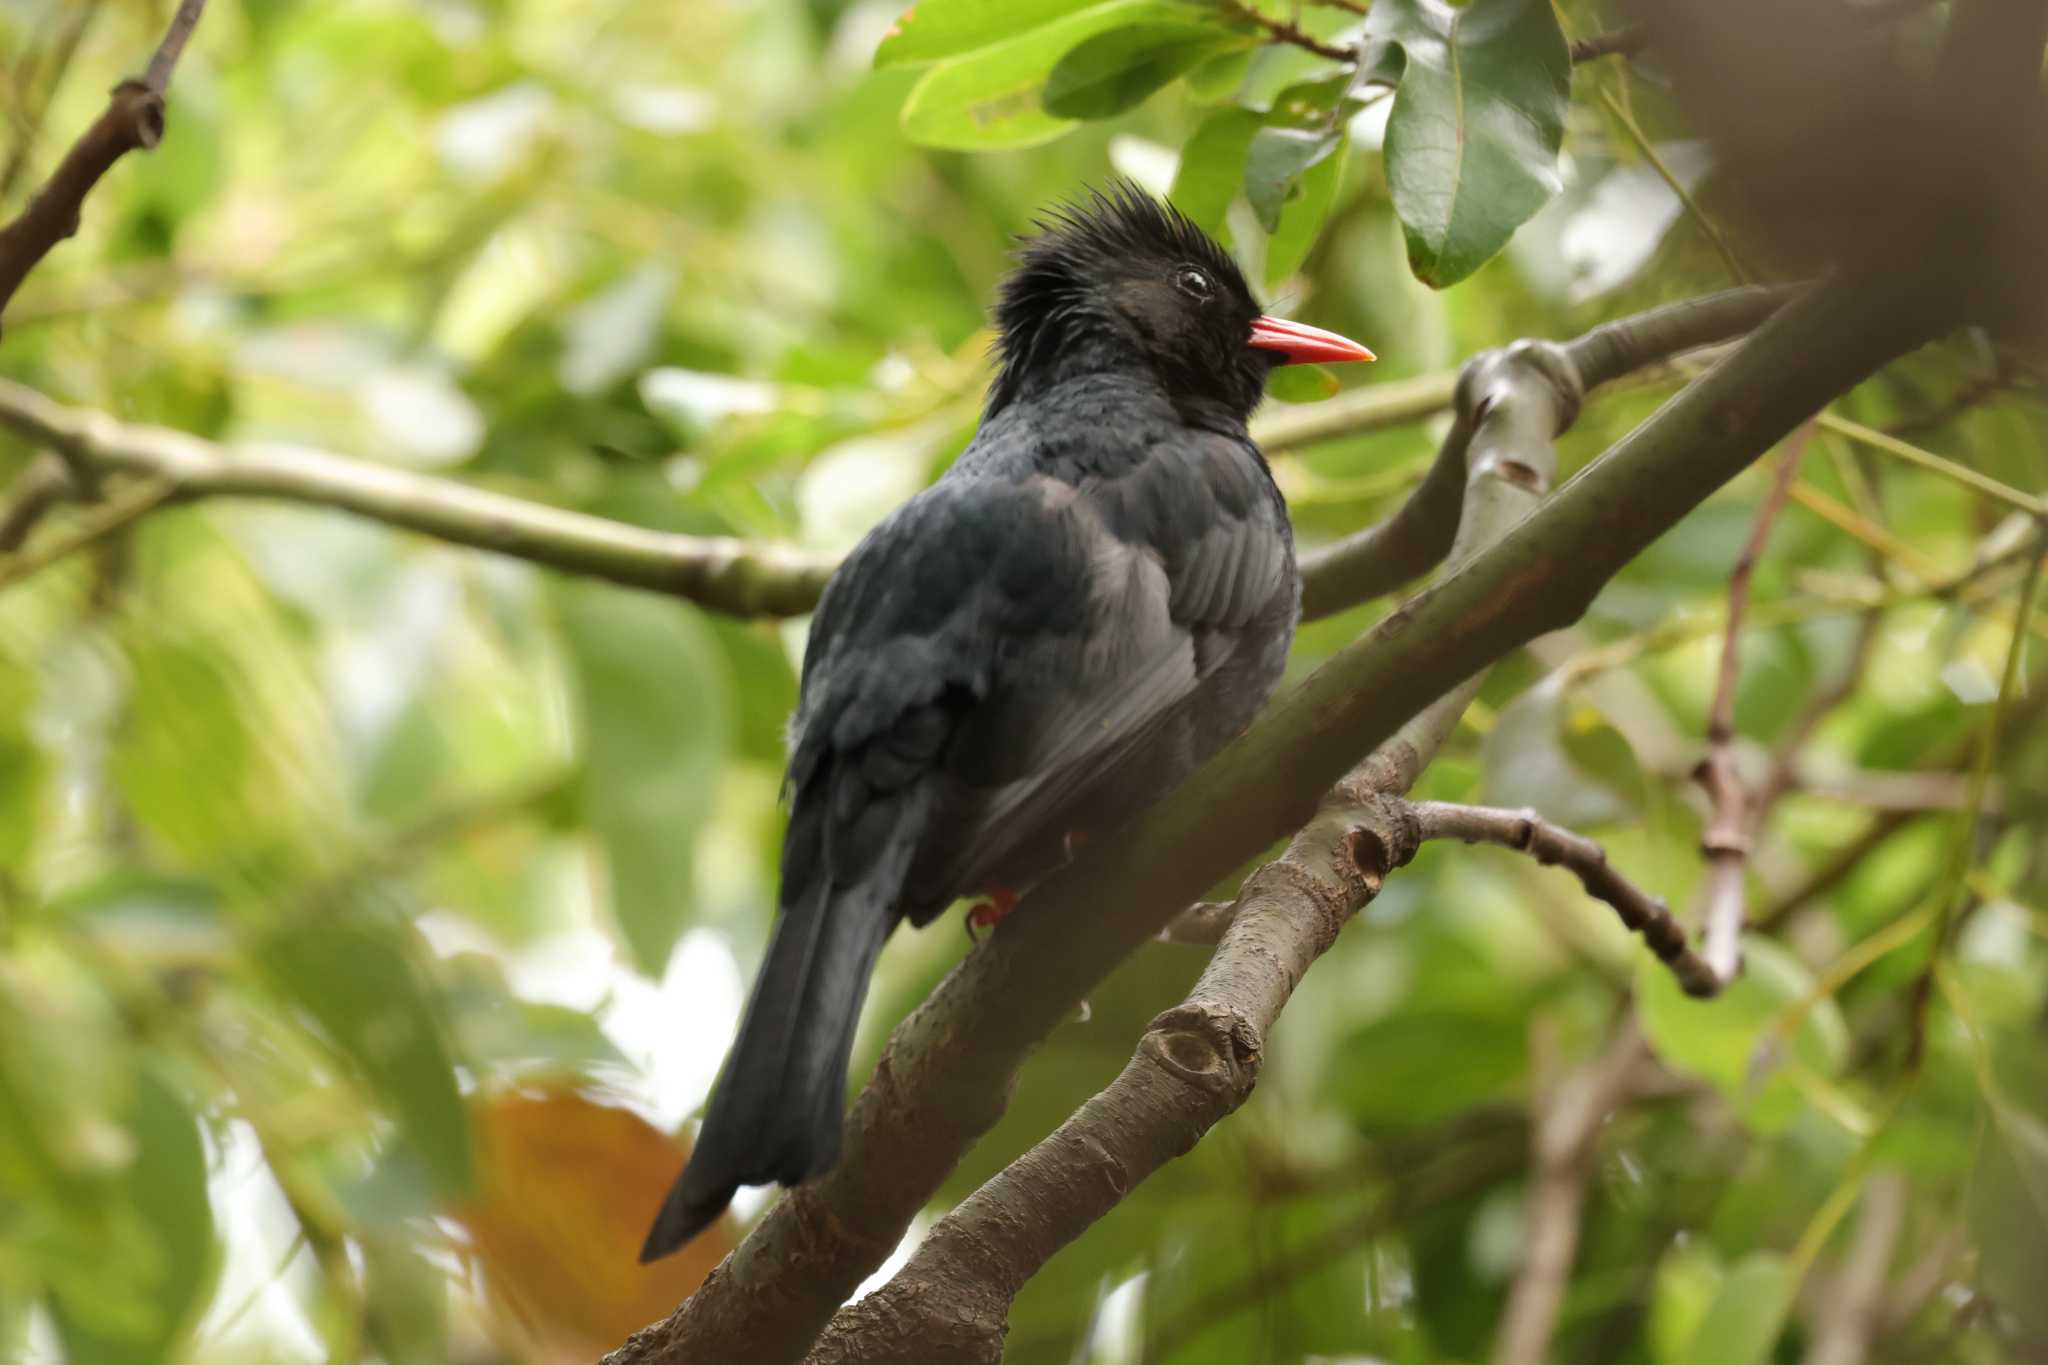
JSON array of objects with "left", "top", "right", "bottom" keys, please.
[{"left": 965, "top": 884, "right": 1020, "bottom": 941}]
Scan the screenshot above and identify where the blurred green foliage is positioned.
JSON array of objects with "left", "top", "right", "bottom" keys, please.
[{"left": 0, "top": 0, "right": 2044, "bottom": 1362}]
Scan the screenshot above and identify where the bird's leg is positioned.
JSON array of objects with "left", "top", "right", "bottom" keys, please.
[
  {"left": 965, "top": 883, "right": 1020, "bottom": 940},
  {"left": 1063, "top": 828, "right": 1091, "bottom": 862}
]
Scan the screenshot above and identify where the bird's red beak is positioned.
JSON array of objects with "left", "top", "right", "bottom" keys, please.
[{"left": 1248, "top": 315, "right": 1375, "bottom": 366}]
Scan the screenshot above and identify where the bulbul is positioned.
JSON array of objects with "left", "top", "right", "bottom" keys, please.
[{"left": 641, "top": 185, "right": 1373, "bottom": 1261}]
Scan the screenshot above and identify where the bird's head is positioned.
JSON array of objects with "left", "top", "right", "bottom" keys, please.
[{"left": 987, "top": 184, "right": 1372, "bottom": 422}]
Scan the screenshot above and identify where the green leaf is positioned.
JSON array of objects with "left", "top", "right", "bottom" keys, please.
[
  {"left": 1042, "top": 25, "right": 1247, "bottom": 120},
  {"left": 1966, "top": 1033, "right": 2048, "bottom": 1335},
  {"left": 1265, "top": 363, "right": 1340, "bottom": 403},
  {"left": 1245, "top": 125, "right": 1341, "bottom": 235},
  {"left": 1635, "top": 938, "right": 1850, "bottom": 1135},
  {"left": 556, "top": 582, "right": 732, "bottom": 975},
  {"left": 50, "top": 1067, "right": 217, "bottom": 1365},
  {"left": 263, "top": 920, "right": 474, "bottom": 1194},
  {"left": 1184, "top": 46, "right": 1255, "bottom": 102},
  {"left": 899, "top": 1, "right": 1218, "bottom": 149},
  {"left": 0, "top": 657, "right": 42, "bottom": 869},
  {"left": 1671, "top": 1253, "right": 1794, "bottom": 1365},
  {"left": 1328, "top": 1007, "right": 1527, "bottom": 1127},
  {"left": 1365, "top": 0, "right": 1570, "bottom": 286},
  {"left": 1264, "top": 131, "right": 1345, "bottom": 285},
  {"left": 874, "top": 0, "right": 1096, "bottom": 68},
  {"left": 1169, "top": 106, "right": 1262, "bottom": 234}
]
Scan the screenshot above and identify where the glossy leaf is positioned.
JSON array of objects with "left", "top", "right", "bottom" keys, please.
[
  {"left": 1365, "top": 0, "right": 1570, "bottom": 285},
  {"left": 1042, "top": 24, "right": 1247, "bottom": 121}
]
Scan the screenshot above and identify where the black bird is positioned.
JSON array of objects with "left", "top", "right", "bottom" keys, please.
[{"left": 641, "top": 186, "right": 1373, "bottom": 1261}]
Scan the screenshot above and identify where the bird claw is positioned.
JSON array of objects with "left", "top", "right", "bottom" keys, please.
[{"left": 964, "top": 884, "right": 1020, "bottom": 942}]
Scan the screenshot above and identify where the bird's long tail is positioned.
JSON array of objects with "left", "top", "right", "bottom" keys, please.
[{"left": 638, "top": 873, "right": 899, "bottom": 1262}]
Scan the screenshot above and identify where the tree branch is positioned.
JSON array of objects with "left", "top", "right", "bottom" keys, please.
[
  {"left": 1489, "top": 1023, "right": 1649, "bottom": 1365},
  {"left": 1410, "top": 802, "right": 1721, "bottom": 997},
  {"left": 1694, "top": 427, "right": 1812, "bottom": 983},
  {"left": 0, "top": 291, "right": 1772, "bottom": 622},
  {"left": 0, "top": 378, "right": 838, "bottom": 618},
  {"left": 604, "top": 267, "right": 1946, "bottom": 1364},
  {"left": 1800, "top": 1171, "right": 1908, "bottom": 1365},
  {"left": 0, "top": 0, "right": 207, "bottom": 331},
  {"left": 1298, "top": 287, "right": 1795, "bottom": 619},
  {"left": 807, "top": 336, "right": 1563, "bottom": 1363}
]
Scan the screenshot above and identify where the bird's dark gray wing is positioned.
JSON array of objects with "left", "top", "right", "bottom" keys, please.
[{"left": 790, "top": 423, "right": 1295, "bottom": 923}]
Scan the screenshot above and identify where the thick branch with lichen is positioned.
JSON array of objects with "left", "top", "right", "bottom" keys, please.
[{"left": 605, "top": 268, "right": 1946, "bottom": 1365}]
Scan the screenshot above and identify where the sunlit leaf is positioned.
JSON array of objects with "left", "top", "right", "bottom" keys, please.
[
  {"left": 874, "top": 0, "right": 1099, "bottom": 67},
  {"left": 899, "top": 1, "right": 1223, "bottom": 148}
]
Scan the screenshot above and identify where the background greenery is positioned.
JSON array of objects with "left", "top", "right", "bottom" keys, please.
[{"left": 0, "top": 1, "right": 2042, "bottom": 1362}]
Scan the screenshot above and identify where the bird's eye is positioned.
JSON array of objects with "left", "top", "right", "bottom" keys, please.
[{"left": 1176, "top": 268, "right": 1214, "bottom": 301}]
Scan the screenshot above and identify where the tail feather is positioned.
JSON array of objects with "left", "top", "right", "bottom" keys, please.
[{"left": 639, "top": 874, "right": 899, "bottom": 1262}]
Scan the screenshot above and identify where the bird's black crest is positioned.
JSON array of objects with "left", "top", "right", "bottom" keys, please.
[{"left": 988, "top": 182, "right": 1257, "bottom": 416}]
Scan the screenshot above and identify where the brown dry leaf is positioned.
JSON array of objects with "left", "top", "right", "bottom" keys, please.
[{"left": 452, "top": 1088, "right": 730, "bottom": 1357}]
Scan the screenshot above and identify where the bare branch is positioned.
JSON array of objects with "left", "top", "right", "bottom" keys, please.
[
  {"left": 0, "top": 454, "right": 79, "bottom": 553},
  {"left": 142, "top": 0, "right": 210, "bottom": 93},
  {"left": 1299, "top": 286, "right": 1796, "bottom": 619},
  {"left": 1489, "top": 1023, "right": 1649, "bottom": 1365},
  {"left": 1695, "top": 427, "right": 1812, "bottom": 983},
  {"left": 0, "top": 0, "right": 208, "bottom": 332},
  {"left": 1228, "top": 3, "right": 1356, "bottom": 62},
  {"left": 0, "top": 475, "right": 173, "bottom": 591},
  {"left": 1801, "top": 1172, "right": 1908, "bottom": 1365},
  {"left": 0, "top": 379, "right": 838, "bottom": 618},
  {"left": 1411, "top": 802, "right": 1721, "bottom": 998}
]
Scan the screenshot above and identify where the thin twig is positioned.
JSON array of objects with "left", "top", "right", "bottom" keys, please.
[
  {"left": 0, "top": 475, "right": 174, "bottom": 591},
  {"left": 1800, "top": 1172, "right": 1908, "bottom": 1365},
  {"left": 0, "top": 0, "right": 208, "bottom": 330},
  {"left": 0, "top": 453, "right": 79, "bottom": 552},
  {"left": 1817, "top": 410, "right": 2046, "bottom": 517},
  {"left": 1410, "top": 802, "right": 1721, "bottom": 997},
  {"left": 1598, "top": 87, "right": 1752, "bottom": 284},
  {"left": 1695, "top": 428, "right": 1813, "bottom": 983},
  {"left": 143, "top": 0, "right": 210, "bottom": 93},
  {"left": 0, "top": 0, "right": 102, "bottom": 202},
  {"left": 1229, "top": 2, "right": 1357, "bottom": 62},
  {"left": 1905, "top": 546, "right": 2043, "bottom": 1070},
  {"left": 1489, "top": 1023, "right": 1648, "bottom": 1365},
  {"left": 1569, "top": 27, "right": 1648, "bottom": 63}
]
